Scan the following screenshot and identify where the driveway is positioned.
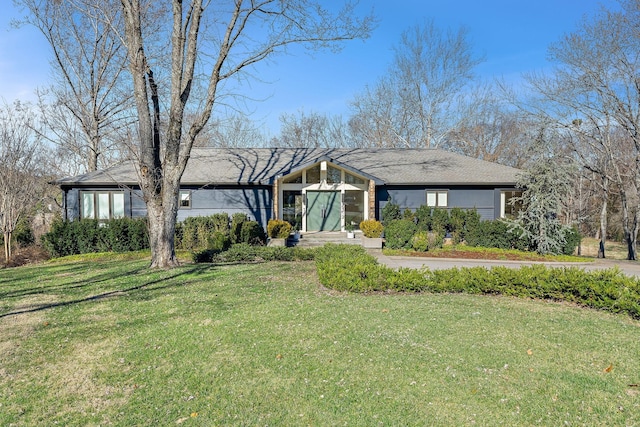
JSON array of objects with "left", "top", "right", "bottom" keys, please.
[{"left": 369, "top": 251, "right": 640, "bottom": 278}]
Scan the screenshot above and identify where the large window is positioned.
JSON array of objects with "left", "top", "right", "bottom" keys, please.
[
  {"left": 426, "top": 190, "right": 448, "bottom": 207},
  {"left": 344, "top": 190, "right": 364, "bottom": 230},
  {"left": 81, "top": 191, "right": 125, "bottom": 220},
  {"left": 282, "top": 190, "right": 303, "bottom": 229},
  {"left": 501, "top": 191, "right": 523, "bottom": 218}
]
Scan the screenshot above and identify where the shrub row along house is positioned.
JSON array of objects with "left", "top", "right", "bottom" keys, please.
[{"left": 55, "top": 148, "right": 521, "bottom": 232}]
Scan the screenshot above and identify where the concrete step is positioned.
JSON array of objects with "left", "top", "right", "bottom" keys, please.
[{"left": 289, "top": 232, "right": 362, "bottom": 247}]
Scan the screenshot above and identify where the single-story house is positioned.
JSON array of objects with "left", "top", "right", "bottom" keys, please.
[{"left": 55, "top": 147, "right": 522, "bottom": 232}]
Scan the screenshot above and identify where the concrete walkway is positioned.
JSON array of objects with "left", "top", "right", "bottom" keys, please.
[{"left": 368, "top": 250, "right": 640, "bottom": 278}]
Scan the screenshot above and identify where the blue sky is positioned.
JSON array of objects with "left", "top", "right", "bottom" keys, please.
[{"left": 1, "top": 0, "right": 618, "bottom": 136}]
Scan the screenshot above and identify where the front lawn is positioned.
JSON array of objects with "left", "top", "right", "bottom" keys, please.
[{"left": 0, "top": 256, "right": 638, "bottom": 425}]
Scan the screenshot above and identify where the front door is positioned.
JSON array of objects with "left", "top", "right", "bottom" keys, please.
[{"left": 306, "top": 191, "right": 341, "bottom": 231}]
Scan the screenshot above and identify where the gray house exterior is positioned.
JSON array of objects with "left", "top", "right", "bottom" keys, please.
[{"left": 56, "top": 148, "right": 521, "bottom": 232}]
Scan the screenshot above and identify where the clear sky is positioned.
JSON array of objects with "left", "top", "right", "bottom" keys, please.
[{"left": 0, "top": 0, "right": 619, "bottom": 136}]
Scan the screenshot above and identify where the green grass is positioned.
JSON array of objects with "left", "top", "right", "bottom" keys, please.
[{"left": 1, "top": 256, "right": 639, "bottom": 425}]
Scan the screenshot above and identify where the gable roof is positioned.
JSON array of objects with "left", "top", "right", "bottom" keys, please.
[{"left": 56, "top": 147, "right": 521, "bottom": 187}]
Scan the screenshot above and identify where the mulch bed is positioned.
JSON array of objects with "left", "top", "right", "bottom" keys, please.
[{"left": 1, "top": 246, "right": 50, "bottom": 268}]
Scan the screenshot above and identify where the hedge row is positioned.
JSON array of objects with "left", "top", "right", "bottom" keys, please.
[
  {"left": 382, "top": 203, "right": 581, "bottom": 256},
  {"left": 314, "top": 244, "right": 640, "bottom": 319},
  {"left": 43, "top": 218, "right": 149, "bottom": 257},
  {"left": 192, "top": 243, "right": 316, "bottom": 263},
  {"left": 176, "top": 213, "right": 266, "bottom": 250}
]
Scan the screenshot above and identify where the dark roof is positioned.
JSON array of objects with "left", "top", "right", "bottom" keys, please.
[{"left": 56, "top": 147, "right": 521, "bottom": 187}]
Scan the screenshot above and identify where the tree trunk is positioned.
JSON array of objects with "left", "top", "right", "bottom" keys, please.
[
  {"left": 3, "top": 231, "right": 10, "bottom": 263},
  {"left": 146, "top": 183, "right": 180, "bottom": 269},
  {"left": 619, "top": 190, "right": 636, "bottom": 261},
  {"left": 597, "top": 188, "right": 607, "bottom": 259}
]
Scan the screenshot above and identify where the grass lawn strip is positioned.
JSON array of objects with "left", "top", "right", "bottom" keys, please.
[{"left": 0, "top": 258, "right": 638, "bottom": 425}]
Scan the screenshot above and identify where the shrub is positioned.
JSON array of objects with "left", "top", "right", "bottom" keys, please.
[
  {"left": 381, "top": 200, "right": 401, "bottom": 225},
  {"left": 414, "top": 205, "right": 432, "bottom": 231},
  {"left": 359, "top": 219, "right": 384, "bottom": 238},
  {"left": 13, "top": 217, "right": 35, "bottom": 247},
  {"left": 207, "top": 231, "right": 231, "bottom": 251},
  {"left": 211, "top": 213, "right": 230, "bottom": 233},
  {"left": 240, "top": 221, "right": 267, "bottom": 245},
  {"left": 403, "top": 208, "right": 415, "bottom": 221},
  {"left": 230, "top": 213, "right": 247, "bottom": 243},
  {"left": 411, "top": 231, "right": 429, "bottom": 252},
  {"left": 220, "top": 243, "right": 258, "bottom": 263},
  {"left": 191, "top": 248, "right": 219, "bottom": 263},
  {"left": 42, "top": 218, "right": 150, "bottom": 257},
  {"left": 267, "top": 219, "right": 292, "bottom": 238},
  {"left": 384, "top": 219, "right": 417, "bottom": 249},
  {"left": 313, "top": 243, "right": 640, "bottom": 320},
  {"left": 562, "top": 226, "right": 581, "bottom": 256},
  {"left": 430, "top": 208, "right": 449, "bottom": 235},
  {"left": 259, "top": 246, "right": 294, "bottom": 261},
  {"left": 179, "top": 214, "right": 232, "bottom": 250},
  {"left": 465, "top": 219, "right": 528, "bottom": 251}
]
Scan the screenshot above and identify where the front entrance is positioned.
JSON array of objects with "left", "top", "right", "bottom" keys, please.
[{"left": 306, "top": 191, "right": 341, "bottom": 231}]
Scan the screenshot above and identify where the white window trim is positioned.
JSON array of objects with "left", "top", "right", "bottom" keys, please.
[
  {"left": 80, "top": 191, "right": 126, "bottom": 220},
  {"left": 426, "top": 190, "right": 449, "bottom": 208},
  {"left": 179, "top": 190, "right": 192, "bottom": 209}
]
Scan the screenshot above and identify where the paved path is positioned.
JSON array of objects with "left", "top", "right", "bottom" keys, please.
[{"left": 369, "top": 251, "right": 640, "bottom": 278}]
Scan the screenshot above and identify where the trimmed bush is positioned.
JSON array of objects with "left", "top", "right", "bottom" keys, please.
[
  {"left": 211, "top": 213, "right": 230, "bottom": 233},
  {"left": 230, "top": 213, "right": 248, "bottom": 243},
  {"left": 466, "top": 219, "right": 529, "bottom": 251},
  {"left": 240, "top": 221, "right": 267, "bottom": 245},
  {"left": 384, "top": 219, "right": 417, "bottom": 249},
  {"left": 207, "top": 231, "right": 231, "bottom": 251},
  {"left": 267, "top": 219, "right": 292, "bottom": 238},
  {"left": 42, "top": 218, "right": 149, "bottom": 257},
  {"left": 192, "top": 245, "right": 316, "bottom": 264},
  {"left": 314, "top": 243, "right": 640, "bottom": 320},
  {"left": 359, "top": 219, "right": 383, "bottom": 238}
]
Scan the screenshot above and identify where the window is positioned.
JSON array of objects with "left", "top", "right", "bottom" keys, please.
[
  {"left": 179, "top": 191, "right": 191, "bottom": 209},
  {"left": 344, "top": 190, "right": 364, "bottom": 229},
  {"left": 345, "top": 172, "right": 364, "bottom": 185},
  {"left": 500, "top": 191, "right": 523, "bottom": 218},
  {"left": 282, "top": 190, "right": 302, "bottom": 229},
  {"left": 426, "top": 191, "right": 448, "bottom": 207},
  {"left": 306, "top": 164, "right": 321, "bottom": 184},
  {"left": 306, "top": 163, "right": 320, "bottom": 184},
  {"left": 283, "top": 171, "right": 302, "bottom": 183},
  {"left": 80, "top": 191, "right": 125, "bottom": 220},
  {"left": 326, "top": 165, "right": 342, "bottom": 184}
]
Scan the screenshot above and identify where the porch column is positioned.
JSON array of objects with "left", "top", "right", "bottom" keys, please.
[
  {"left": 273, "top": 179, "right": 279, "bottom": 220},
  {"left": 368, "top": 180, "right": 376, "bottom": 220}
]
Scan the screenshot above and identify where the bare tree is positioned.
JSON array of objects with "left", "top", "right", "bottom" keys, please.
[
  {"left": 16, "top": 0, "right": 134, "bottom": 173},
  {"left": 273, "top": 110, "right": 349, "bottom": 148},
  {"left": 117, "top": 0, "right": 373, "bottom": 267},
  {"left": 524, "top": 1, "right": 640, "bottom": 260},
  {"left": 444, "top": 84, "right": 532, "bottom": 168},
  {"left": 0, "top": 102, "right": 45, "bottom": 262},
  {"left": 350, "top": 19, "right": 482, "bottom": 148},
  {"left": 194, "top": 114, "right": 267, "bottom": 148}
]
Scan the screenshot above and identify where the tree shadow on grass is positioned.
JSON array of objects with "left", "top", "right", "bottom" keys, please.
[{"left": 0, "top": 263, "right": 213, "bottom": 319}]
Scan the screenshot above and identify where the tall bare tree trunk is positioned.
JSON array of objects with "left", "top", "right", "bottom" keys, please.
[
  {"left": 597, "top": 177, "right": 608, "bottom": 259},
  {"left": 3, "top": 231, "right": 10, "bottom": 262},
  {"left": 146, "top": 191, "right": 179, "bottom": 268}
]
